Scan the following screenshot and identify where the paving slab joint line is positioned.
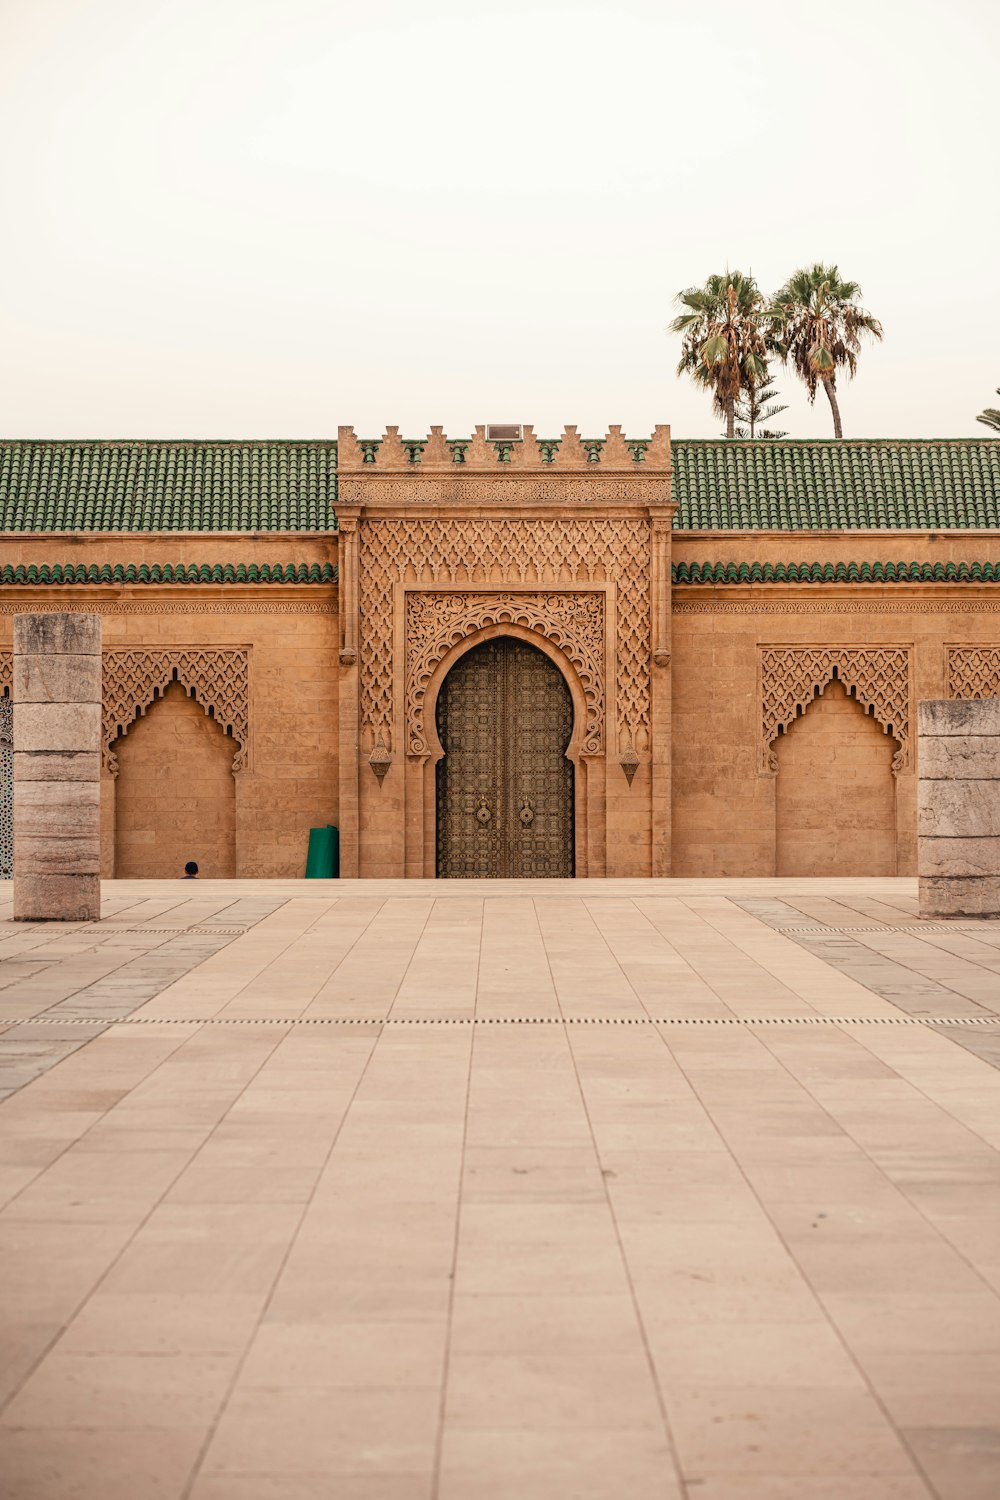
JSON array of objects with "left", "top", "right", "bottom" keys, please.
[{"left": 3, "top": 1014, "right": 999, "bottom": 1028}]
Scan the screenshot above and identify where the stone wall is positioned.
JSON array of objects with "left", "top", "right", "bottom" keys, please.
[
  {"left": 918, "top": 699, "right": 1000, "bottom": 918},
  {"left": 0, "top": 545, "right": 339, "bottom": 879},
  {"left": 4, "top": 524, "right": 1000, "bottom": 881},
  {"left": 671, "top": 592, "right": 1000, "bottom": 877}
]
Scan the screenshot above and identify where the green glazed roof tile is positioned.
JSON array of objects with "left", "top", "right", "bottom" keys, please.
[
  {"left": 671, "top": 440, "right": 1000, "bottom": 530},
  {"left": 1, "top": 438, "right": 998, "bottom": 534},
  {"left": 0, "top": 441, "right": 337, "bottom": 533},
  {"left": 0, "top": 562, "right": 337, "bottom": 586},
  {"left": 673, "top": 560, "right": 1000, "bottom": 585}
]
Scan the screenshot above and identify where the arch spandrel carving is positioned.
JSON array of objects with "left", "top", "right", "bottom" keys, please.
[
  {"left": 103, "top": 648, "right": 250, "bottom": 777},
  {"left": 405, "top": 592, "right": 605, "bottom": 758},
  {"left": 760, "top": 645, "right": 909, "bottom": 775},
  {"left": 359, "top": 517, "right": 648, "bottom": 753}
]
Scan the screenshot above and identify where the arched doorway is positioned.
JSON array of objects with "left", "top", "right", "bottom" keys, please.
[{"left": 435, "top": 637, "right": 574, "bottom": 878}]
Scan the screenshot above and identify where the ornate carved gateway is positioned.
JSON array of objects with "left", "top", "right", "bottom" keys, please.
[
  {"left": 336, "top": 425, "right": 675, "bottom": 878},
  {"left": 436, "top": 638, "right": 575, "bottom": 879}
]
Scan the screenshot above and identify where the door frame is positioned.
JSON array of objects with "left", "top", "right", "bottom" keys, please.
[{"left": 418, "top": 624, "right": 592, "bottom": 878}]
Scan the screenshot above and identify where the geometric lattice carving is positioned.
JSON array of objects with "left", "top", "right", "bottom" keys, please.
[
  {"left": 761, "top": 645, "right": 909, "bottom": 774},
  {"left": 102, "top": 649, "right": 249, "bottom": 777},
  {"left": 947, "top": 647, "right": 1000, "bottom": 701},
  {"left": 0, "top": 652, "right": 10, "bottom": 696},
  {"left": 360, "top": 518, "right": 649, "bottom": 753},
  {"left": 405, "top": 591, "right": 605, "bottom": 756}
]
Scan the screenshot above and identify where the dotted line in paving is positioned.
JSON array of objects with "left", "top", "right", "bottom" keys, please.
[
  {"left": 0, "top": 925, "right": 251, "bottom": 938},
  {"left": 95, "top": 926, "right": 251, "bottom": 937},
  {"left": 777, "top": 923, "right": 1000, "bottom": 935},
  {"left": 3, "top": 1014, "right": 998, "bottom": 1029}
]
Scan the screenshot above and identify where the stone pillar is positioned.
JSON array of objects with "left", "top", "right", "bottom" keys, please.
[
  {"left": 12, "top": 613, "right": 102, "bottom": 921},
  {"left": 917, "top": 699, "right": 1000, "bottom": 919}
]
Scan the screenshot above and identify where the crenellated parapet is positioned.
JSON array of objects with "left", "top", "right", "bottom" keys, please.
[
  {"left": 336, "top": 425, "right": 672, "bottom": 508},
  {"left": 339, "top": 424, "right": 669, "bottom": 472}
]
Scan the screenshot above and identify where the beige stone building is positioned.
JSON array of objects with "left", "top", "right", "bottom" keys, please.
[{"left": 1, "top": 427, "right": 999, "bottom": 881}]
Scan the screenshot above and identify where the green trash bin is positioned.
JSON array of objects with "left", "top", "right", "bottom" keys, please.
[{"left": 305, "top": 825, "right": 339, "bottom": 878}]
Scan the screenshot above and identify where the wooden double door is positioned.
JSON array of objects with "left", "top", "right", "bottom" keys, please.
[{"left": 435, "top": 638, "right": 574, "bottom": 879}]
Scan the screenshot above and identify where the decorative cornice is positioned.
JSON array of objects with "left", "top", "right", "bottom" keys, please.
[
  {"left": 674, "top": 599, "right": 1000, "bottom": 615},
  {"left": 0, "top": 600, "right": 335, "bottom": 615},
  {"left": 674, "top": 560, "right": 1000, "bottom": 585}
]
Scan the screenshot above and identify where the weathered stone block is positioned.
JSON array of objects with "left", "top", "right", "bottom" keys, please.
[
  {"left": 919, "top": 874, "right": 1000, "bottom": 918},
  {"left": 14, "top": 792, "right": 100, "bottom": 837},
  {"left": 13, "top": 654, "right": 102, "bottom": 704},
  {"left": 12, "top": 751, "right": 103, "bottom": 782},
  {"left": 13, "top": 872, "right": 101, "bottom": 922},
  {"left": 918, "top": 698, "right": 1000, "bottom": 737},
  {"left": 917, "top": 779, "right": 1000, "bottom": 838},
  {"left": 14, "top": 833, "right": 102, "bottom": 873},
  {"left": 919, "top": 736, "right": 1000, "bottom": 781},
  {"left": 918, "top": 836, "right": 1000, "bottom": 877},
  {"left": 12, "top": 703, "right": 102, "bottom": 754},
  {"left": 14, "top": 781, "right": 101, "bottom": 811},
  {"left": 13, "top": 612, "right": 101, "bottom": 657}
]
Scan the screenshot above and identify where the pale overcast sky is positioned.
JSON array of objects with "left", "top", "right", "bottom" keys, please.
[{"left": 1, "top": 0, "right": 996, "bottom": 441}]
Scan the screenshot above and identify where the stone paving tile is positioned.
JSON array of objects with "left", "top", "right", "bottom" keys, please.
[
  {"left": 0, "top": 877, "right": 998, "bottom": 1498},
  {"left": 736, "top": 897, "right": 1000, "bottom": 1071}
]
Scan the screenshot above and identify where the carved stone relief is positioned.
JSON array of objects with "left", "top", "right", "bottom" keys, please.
[
  {"left": 405, "top": 591, "right": 605, "bottom": 757},
  {"left": 359, "top": 518, "right": 649, "bottom": 754},
  {"left": 761, "top": 646, "right": 910, "bottom": 774},
  {"left": 947, "top": 646, "right": 1000, "bottom": 700},
  {"left": 102, "top": 649, "right": 250, "bottom": 776}
]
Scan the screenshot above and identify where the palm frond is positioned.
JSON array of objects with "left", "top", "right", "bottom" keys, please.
[
  {"left": 668, "top": 268, "right": 779, "bottom": 436},
  {"left": 767, "top": 263, "right": 882, "bottom": 434}
]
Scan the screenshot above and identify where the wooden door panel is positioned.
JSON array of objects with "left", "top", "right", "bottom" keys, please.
[
  {"left": 508, "top": 643, "right": 574, "bottom": 878},
  {"left": 436, "top": 638, "right": 573, "bottom": 880}
]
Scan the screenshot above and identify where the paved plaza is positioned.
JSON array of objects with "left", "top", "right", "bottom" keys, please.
[{"left": 0, "top": 878, "right": 999, "bottom": 1499}]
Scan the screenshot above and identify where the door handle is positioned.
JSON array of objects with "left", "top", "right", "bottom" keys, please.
[
  {"left": 475, "top": 796, "right": 492, "bottom": 826},
  {"left": 519, "top": 797, "right": 534, "bottom": 828}
]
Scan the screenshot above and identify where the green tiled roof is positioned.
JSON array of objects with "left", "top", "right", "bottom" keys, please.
[
  {"left": 674, "top": 560, "right": 1000, "bottom": 585},
  {"left": 1, "top": 438, "right": 999, "bottom": 533},
  {"left": 0, "top": 442, "right": 337, "bottom": 532},
  {"left": 0, "top": 562, "right": 336, "bottom": 586},
  {"left": 671, "top": 440, "right": 1000, "bottom": 530}
]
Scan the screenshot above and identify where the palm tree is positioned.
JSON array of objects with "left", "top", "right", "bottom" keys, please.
[
  {"left": 769, "top": 264, "right": 883, "bottom": 438},
  {"left": 670, "top": 272, "right": 771, "bottom": 438},
  {"left": 724, "top": 378, "right": 789, "bottom": 440},
  {"left": 977, "top": 391, "right": 1000, "bottom": 433}
]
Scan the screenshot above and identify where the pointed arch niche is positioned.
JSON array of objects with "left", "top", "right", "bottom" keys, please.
[
  {"left": 760, "top": 646, "right": 910, "bottom": 775},
  {"left": 760, "top": 646, "right": 909, "bottom": 878},
  {"left": 102, "top": 649, "right": 250, "bottom": 878}
]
